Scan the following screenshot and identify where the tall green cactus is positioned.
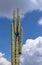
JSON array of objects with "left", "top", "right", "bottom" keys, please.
[{"left": 11, "top": 8, "right": 23, "bottom": 65}]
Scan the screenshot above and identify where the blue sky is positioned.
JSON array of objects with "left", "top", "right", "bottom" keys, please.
[
  {"left": 0, "top": 0, "right": 42, "bottom": 65},
  {"left": 0, "top": 18, "right": 12, "bottom": 61},
  {"left": 22, "top": 10, "right": 42, "bottom": 43}
]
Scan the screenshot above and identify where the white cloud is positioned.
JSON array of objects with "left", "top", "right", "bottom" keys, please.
[
  {"left": 38, "top": 18, "right": 42, "bottom": 25},
  {"left": 0, "top": 53, "right": 5, "bottom": 58},
  {"left": 0, "top": 52, "right": 11, "bottom": 65},
  {"left": 20, "top": 36, "right": 42, "bottom": 65},
  {"left": 0, "top": 0, "right": 42, "bottom": 18},
  {"left": 30, "top": 0, "right": 38, "bottom": 5},
  {"left": 0, "top": 36, "right": 42, "bottom": 65}
]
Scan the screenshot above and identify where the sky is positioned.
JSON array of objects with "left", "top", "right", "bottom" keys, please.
[{"left": 0, "top": 0, "right": 42, "bottom": 65}]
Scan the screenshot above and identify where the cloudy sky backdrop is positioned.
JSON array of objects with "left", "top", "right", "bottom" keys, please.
[{"left": 0, "top": 0, "right": 42, "bottom": 65}]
